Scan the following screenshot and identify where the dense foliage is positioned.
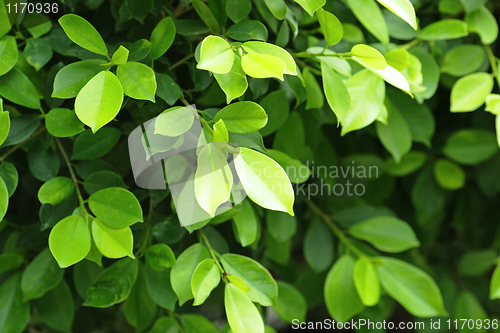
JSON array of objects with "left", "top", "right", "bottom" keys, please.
[{"left": 1, "top": 0, "right": 500, "bottom": 332}]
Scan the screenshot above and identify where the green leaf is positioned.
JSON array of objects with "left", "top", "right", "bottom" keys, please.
[
  {"left": 317, "top": 8, "right": 343, "bottom": 46},
  {"left": 465, "top": 6, "right": 498, "bottom": 45},
  {"left": 84, "top": 257, "right": 139, "bottom": 307},
  {"left": 32, "top": 280, "right": 74, "bottom": 333},
  {"left": 459, "top": 249, "right": 497, "bottom": 277},
  {"left": 376, "top": 257, "right": 447, "bottom": 317},
  {"left": 48, "top": 215, "right": 91, "bottom": 268},
  {"left": 490, "top": 264, "right": 500, "bottom": 299},
  {"left": 242, "top": 41, "right": 297, "bottom": 75},
  {"left": 145, "top": 244, "right": 176, "bottom": 271},
  {"left": 89, "top": 187, "right": 143, "bottom": 228},
  {"left": 346, "top": 0, "right": 389, "bottom": 44},
  {"left": 148, "top": 317, "right": 179, "bottom": 333},
  {"left": 226, "top": 0, "right": 252, "bottom": 23},
  {"left": 341, "top": 70, "right": 385, "bottom": 135},
  {"left": 73, "top": 260, "right": 103, "bottom": 299},
  {"left": 225, "top": 283, "right": 265, "bottom": 333},
  {"left": 0, "top": 0, "right": 11, "bottom": 39},
  {"left": 460, "top": 0, "right": 486, "bottom": 12},
  {"left": 227, "top": 20, "right": 268, "bottom": 42},
  {"left": 233, "top": 199, "right": 259, "bottom": 246},
  {"left": 38, "top": 177, "right": 74, "bottom": 205},
  {"left": 197, "top": 35, "right": 234, "bottom": 74},
  {"left": 294, "top": 0, "right": 326, "bottom": 16},
  {"left": 0, "top": 162, "right": 17, "bottom": 197},
  {"left": 322, "top": 62, "right": 350, "bottom": 122},
  {"left": 486, "top": 94, "right": 500, "bottom": 115},
  {"left": 0, "top": 36, "right": 17, "bottom": 76},
  {"left": 92, "top": 218, "right": 135, "bottom": 259},
  {"left": 325, "top": 255, "right": 365, "bottom": 322},
  {"left": 191, "top": 259, "right": 221, "bottom": 306},
  {"left": 59, "top": 14, "right": 108, "bottom": 56},
  {"left": 376, "top": 106, "right": 412, "bottom": 163},
  {"left": 195, "top": 144, "right": 233, "bottom": 217},
  {"left": 193, "top": 0, "right": 220, "bottom": 32},
  {"left": 181, "top": 314, "right": 221, "bottom": 333},
  {"left": 433, "top": 159, "right": 465, "bottom": 190},
  {"left": 443, "top": 129, "right": 498, "bottom": 165},
  {"left": 75, "top": 71, "right": 124, "bottom": 133},
  {"left": 267, "top": 149, "right": 310, "bottom": 183},
  {"left": 28, "top": 139, "right": 60, "bottom": 182},
  {"left": 214, "top": 101, "right": 268, "bottom": 134},
  {"left": 21, "top": 248, "right": 64, "bottom": 302},
  {"left": 259, "top": 90, "right": 290, "bottom": 137},
  {"left": 351, "top": 44, "right": 387, "bottom": 70},
  {"left": 450, "top": 73, "right": 493, "bottom": 112},
  {"left": 304, "top": 219, "right": 334, "bottom": 272},
  {"left": 123, "top": 264, "right": 158, "bottom": 332},
  {"left": 384, "top": 49, "right": 409, "bottom": 71},
  {"left": 0, "top": 109, "right": 10, "bottom": 147},
  {"left": 155, "top": 106, "right": 196, "bottom": 137},
  {"left": 213, "top": 119, "right": 229, "bottom": 144},
  {"left": 170, "top": 243, "right": 210, "bottom": 306},
  {"left": 353, "top": 257, "right": 381, "bottom": 308},
  {"left": 146, "top": 265, "right": 177, "bottom": 311},
  {"left": 83, "top": 170, "right": 126, "bottom": 195},
  {"left": 52, "top": 59, "right": 108, "bottom": 99},
  {"left": 111, "top": 45, "right": 129, "bottom": 65},
  {"left": 417, "top": 19, "right": 468, "bottom": 40},
  {"left": 221, "top": 253, "right": 278, "bottom": 306},
  {"left": 273, "top": 281, "right": 307, "bottom": 323},
  {"left": 265, "top": 208, "right": 297, "bottom": 244},
  {"left": 242, "top": 53, "right": 286, "bottom": 80},
  {"left": 0, "top": 274, "right": 30, "bottom": 333},
  {"left": 117, "top": 61, "right": 157, "bottom": 102},
  {"left": 0, "top": 253, "right": 23, "bottom": 274},
  {"left": 234, "top": 147, "right": 294, "bottom": 216},
  {"left": 455, "top": 291, "right": 487, "bottom": 332},
  {"left": 46, "top": 108, "right": 85, "bottom": 137},
  {"left": 156, "top": 74, "right": 182, "bottom": 105},
  {"left": 349, "top": 216, "right": 420, "bottom": 252},
  {"left": 72, "top": 127, "right": 121, "bottom": 160},
  {"left": 263, "top": 0, "right": 287, "bottom": 20},
  {"left": 23, "top": 38, "right": 53, "bottom": 71},
  {"left": 376, "top": 0, "right": 417, "bottom": 29},
  {"left": 303, "top": 67, "right": 324, "bottom": 110},
  {"left": 214, "top": 55, "right": 248, "bottom": 104},
  {"left": 0, "top": 68, "right": 40, "bottom": 109},
  {"left": 441, "top": 45, "right": 485, "bottom": 77},
  {"left": 150, "top": 17, "right": 176, "bottom": 60},
  {"left": 272, "top": 111, "right": 304, "bottom": 159},
  {"left": 385, "top": 151, "right": 427, "bottom": 177},
  {"left": 126, "top": 0, "right": 153, "bottom": 23}
]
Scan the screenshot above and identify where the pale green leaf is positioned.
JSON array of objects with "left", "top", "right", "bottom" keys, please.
[
  {"left": 293, "top": 0, "right": 326, "bottom": 16},
  {"left": 155, "top": 106, "right": 196, "bottom": 137},
  {"left": 0, "top": 36, "right": 17, "bottom": 76},
  {"left": 225, "top": 283, "right": 265, "bottom": 333},
  {"left": 417, "top": 19, "right": 468, "bottom": 40},
  {"left": 317, "top": 8, "right": 343, "bottom": 46},
  {"left": 433, "top": 159, "right": 465, "bottom": 190},
  {"left": 38, "top": 177, "right": 74, "bottom": 205},
  {"left": 92, "top": 218, "right": 135, "bottom": 259},
  {"left": 89, "top": 187, "right": 143, "bottom": 228},
  {"left": 197, "top": 35, "right": 234, "bottom": 74},
  {"left": 75, "top": 71, "right": 124, "bottom": 133},
  {"left": 213, "top": 101, "right": 268, "bottom": 134},
  {"left": 441, "top": 45, "right": 485, "bottom": 76},
  {"left": 486, "top": 94, "right": 500, "bottom": 115},
  {"left": 49, "top": 215, "right": 91, "bottom": 268},
  {"left": 214, "top": 55, "right": 248, "bottom": 104},
  {"left": 234, "top": 147, "right": 294, "bottom": 216},
  {"left": 117, "top": 62, "right": 156, "bottom": 102},
  {"left": 111, "top": 45, "right": 129, "bottom": 65},
  {"left": 384, "top": 48, "right": 409, "bottom": 71},
  {"left": 241, "top": 53, "right": 286, "bottom": 80},
  {"left": 351, "top": 44, "right": 387, "bottom": 70},
  {"left": 242, "top": 41, "right": 297, "bottom": 75},
  {"left": 264, "top": 0, "right": 287, "bottom": 20},
  {"left": 465, "top": 6, "right": 498, "bottom": 45},
  {"left": 346, "top": 0, "right": 389, "bottom": 44},
  {"left": 191, "top": 259, "right": 221, "bottom": 306},
  {"left": 321, "top": 62, "right": 350, "bottom": 122},
  {"left": 354, "top": 257, "right": 381, "bottom": 306},
  {"left": 376, "top": 0, "right": 417, "bottom": 30},
  {"left": 451, "top": 73, "right": 493, "bottom": 112}
]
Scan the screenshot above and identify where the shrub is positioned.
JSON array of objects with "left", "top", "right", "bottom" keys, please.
[{"left": 0, "top": 0, "right": 500, "bottom": 332}]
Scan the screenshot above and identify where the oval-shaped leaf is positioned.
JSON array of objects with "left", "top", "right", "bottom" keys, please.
[
  {"left": 214, "top": 101, "right": 268, "bottom": 134},
  {"left": 72, "top": 127, "right": 121, "bottom": 160},
  {"left": 346, "top": 0, "right": 389, "bottom": 44},
  {"left": 317, "top": 8, "right": 343, "bottom": 46},
  {"left": 324, "top": 255, "right": 365, "bottom": 322},
  {"left": 38, "top": 177, "right": 74, "bottom": 205},
  {"left": 150, "top": 17, "right": 176, "bottom": 60},
  {"left": 191, "top": 259, "right": 221, "bottom": 306},
  {"left": 145, "top": 244, "right": 176, "bottom": 271},
  {"left": 46, "top": 108, "right": 85, "bottom": 137},
  {"left": 349, "top": 216, "right": 420, "bottom": 252},
  {"left": 465, "top": 6, "right": 498, "bottom": 45},
  {"left": 221, "top": 253, "right": 278, "bottom": 306},
  {"left": 52, "top": 59, "right": 108, "bottom": 99},
  {"left": 234, "top": 147, "right": 294, "bottom": 216},
  {"left": 441, "top": 45, "right": 485, "bottom": 77},
  {"left": 225, "top": 283, "right": 265, "bottom": 333},
  {"left": 59, "top": 14, "right": 108, "bottom": 56},
  {"left": 322, "top": 62, "right": 350, "bottom": 122},
  {"left": 92, "top": 218, "right": 135, "bottom": 259},
  {"left": 197, "top": 35, "right": 234, "bottom": 74},
  {"left": 351, "top": 44, "right": 387, "bottom": 70},
  {"left": 0, "top": 35, "right": 18, "bottom": 76},
  {"left": 49, "top": 215, "right": 91, "bottom": 268},
  {"left": 353, "top": 256, "right": 381, "bottom": 306},
  {"left": 450, "top": 72, "right": 493, "bottom": 112},
  {"left": 242, "top": 41, "right": 297, "bottom": 75},
  {"left": 376, "top": 257, "right": 447, "bottom": 317},
  {"left": 273, "top": 281, "right": 307, "bottom": 322},
  {"left": 117, "top": 61, "right": 157, "bottom": 102},
  {"left": 376, "top": 0, "right": 417, "bottom": 30},
  {"left": 417, "top": 19, "right": 468, "bottom": 40},
  {"left": 0, "top": 274, "right": 30, "bottom": 333},
  {"left": 433, "top": 159, "right": 465, "bottom": 190},
  {"left": 89, "top": 187, "right": 143, "bottom": 228},
  {"left": 443, "top": 129, "right": 498, "bottom": 165},
  {"left": 75, "top": 71, "right": 124, "bottom": 133},
  {"left": 155, "top": 106, "right": 195, "bottom": 137},
  {"left": 242, "top": 53, "right": 286, "bottom": 80},
  {"left": 0, "top": 68, "right": 40, "bottom": 109}
]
